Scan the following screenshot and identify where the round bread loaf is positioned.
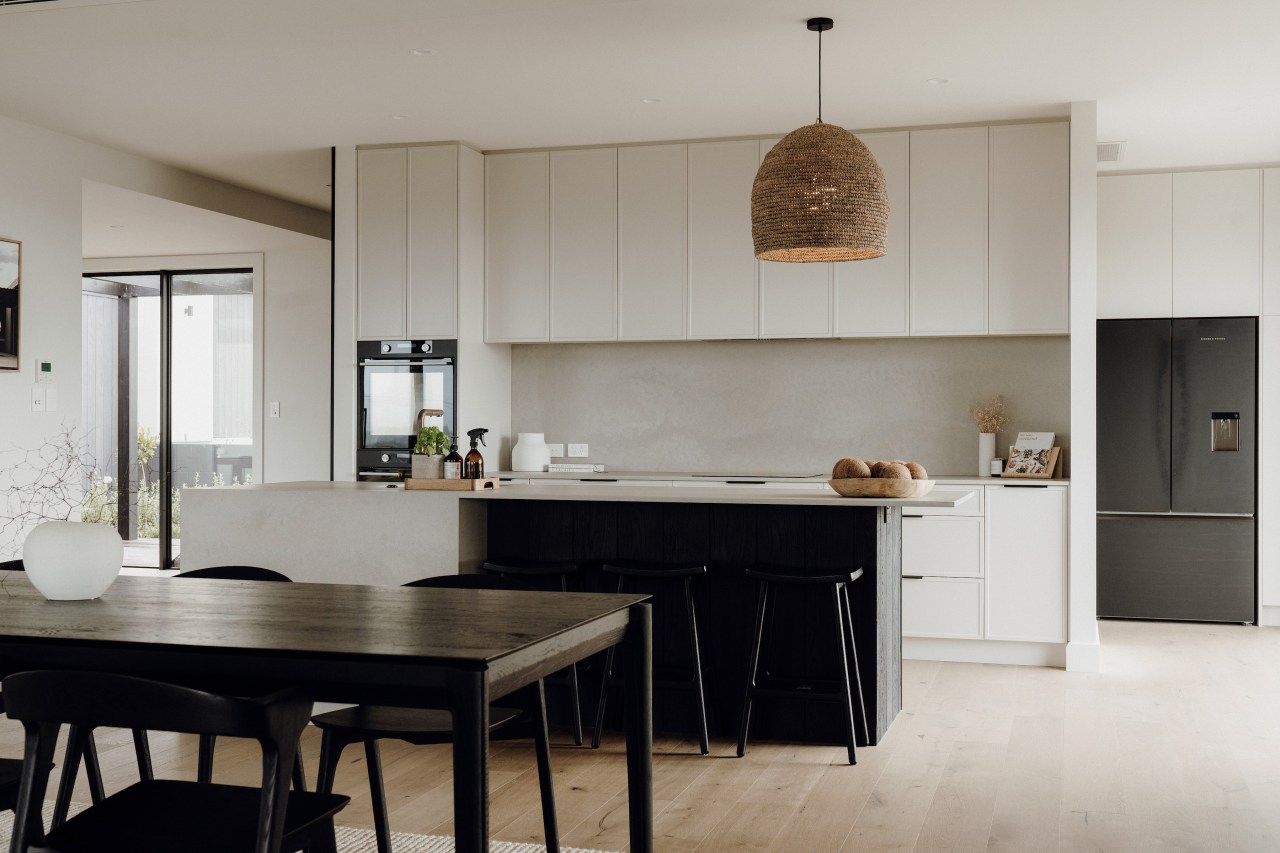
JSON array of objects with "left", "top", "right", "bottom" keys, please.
[
  {"left": 880, "top": 463, "right": 912, "bottom": 480},
  {"left": 832, "top": 457, "right": 856, "bottom": 479},
  {"left": 868, "top": 461, "right": 891, "bottom": 478},
  {"left": 845, "top": 458, "right": 871, "bottom": 478},
  {"left": 905, "top": 462, "right": 928, "bottom": 480}
]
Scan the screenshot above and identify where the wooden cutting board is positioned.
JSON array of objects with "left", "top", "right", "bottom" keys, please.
[{"left": 404, "top": 477, "right": 500, "bottom": 491}]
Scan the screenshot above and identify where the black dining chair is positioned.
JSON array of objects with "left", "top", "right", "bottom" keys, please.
[
  {"left": 3, "top": 670, "right": 348, "bottom": 853},
  {"left": 174, "top": 565, "right": 298, "bottom": 786},
  {"left": 312, "top": 573, "right": 560, "bottom": 853},
  {"left": 50, "top": 562, "right": 303, "bottom": 827},
  {"left": 0, "top": 557, "right": 157, "bottom": 825}
]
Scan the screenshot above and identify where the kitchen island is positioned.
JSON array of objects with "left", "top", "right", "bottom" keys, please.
[{"left": 182, "top": 481, "right": 973, "bottom": 744}]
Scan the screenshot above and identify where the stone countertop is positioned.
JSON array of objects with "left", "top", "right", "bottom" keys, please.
[
  {"left": 496, "top": 471, "right": 1068, "bottom": 486},
  {"left": 462, "top": 483, "right": 976, "bottom": 509}
]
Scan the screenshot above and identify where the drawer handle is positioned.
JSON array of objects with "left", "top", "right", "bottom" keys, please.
[{"left": 903, "top": 575, "right": 925, "bottom": 580}]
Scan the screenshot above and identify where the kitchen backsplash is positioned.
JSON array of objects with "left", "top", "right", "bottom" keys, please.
[{"left": 511, "top": 336, "right": 1070, "bottom": 476}]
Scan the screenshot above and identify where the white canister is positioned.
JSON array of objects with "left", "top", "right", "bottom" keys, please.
[
  {"left": 978, "top": 432, "right": 997, "bottom": 478},
  {"left": 511, "top": 433, "right": 552, "bottom": 473}
]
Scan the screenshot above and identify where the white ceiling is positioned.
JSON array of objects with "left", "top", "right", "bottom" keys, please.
[{"left": 3, "top": 0, "right": 1279, "bottom": 211}]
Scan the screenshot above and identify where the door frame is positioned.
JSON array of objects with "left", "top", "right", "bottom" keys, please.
[{"left": 83, "top": 254, "right": 265, "bottom": 569}]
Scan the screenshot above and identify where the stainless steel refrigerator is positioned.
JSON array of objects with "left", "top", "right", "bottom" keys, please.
[{"left": 1096, "top": 317, "right": 1257, "bottom": 623}]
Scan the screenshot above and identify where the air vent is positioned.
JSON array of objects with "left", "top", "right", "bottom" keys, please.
[{"left": 1096, "top": 141, "right": 1126, "bottom": 163}]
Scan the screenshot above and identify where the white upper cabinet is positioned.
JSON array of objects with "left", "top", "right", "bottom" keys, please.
[
  {"left": 988, "top": 123, "right": 1069, "bottom": 334},
  {"left": 985, "top": 484, "right": 1066, "bottom": 643},
  {"left": 1266, "top": 169, "right": 1280, "bottom": 316},
  {"left": 1173, "top": 170, "right": 1261, "bottom": 317},
  {"left": 485, "top": 152, "right": 549, "bottom": 342},
  {"left": 618, "top": 144, "right": 687, "bottom": 340},
  {"left": 550, "top": 148, "right": 617, "bottom": 341},
  {"left": 357, "top": 148, "right": 408, "bottom": 339},
  {"left": 1097, "top": 173, "right": 1174, "bottom": 318},
  {"left": 757, "top": 137, "right": 832, "bottom": 339},
  {"left": 910, "top": 127, "right": 989, "bottom": 336},
  {"left": 407, "top": 146, "right": 459, "bottom": 339},
  {"left": 687, "top": 140, "right": 759, "bottom": 340},
  {"left": 833, "top": 131, "right": 910, "bottom": 338}
]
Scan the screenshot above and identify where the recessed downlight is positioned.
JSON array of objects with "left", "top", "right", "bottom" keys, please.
[
  {"left": 926, "top": 77, "right": 949, "bottom": 85},
  {"left": 410, "top": 48, "right": 436, "bottom": 56},
  {"left": 641, "top": 97, "right": 664, "bottom": 104}
]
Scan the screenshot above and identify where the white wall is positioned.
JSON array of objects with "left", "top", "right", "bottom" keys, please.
[
  {"left": 263, "top": 247, "right": 332, "bottom": 483},
  {"left": 0, "top": 112, "right": 329, "bottom": 555}
]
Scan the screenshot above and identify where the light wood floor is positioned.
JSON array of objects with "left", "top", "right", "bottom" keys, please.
[{"left": 3, "top": 619, "right": 1279, "bottom": 852}]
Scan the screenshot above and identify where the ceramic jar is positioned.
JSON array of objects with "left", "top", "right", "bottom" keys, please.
[
  {"left": 22, "top": 521, "right": 123, "bottom": 600},
  {"left": 511, "top": 433, "right": 552, "bottom": 473}
]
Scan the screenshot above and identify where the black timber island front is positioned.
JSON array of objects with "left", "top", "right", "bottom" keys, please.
[{"left": 467, "top": 484, "right": 973, "bottom": 746}]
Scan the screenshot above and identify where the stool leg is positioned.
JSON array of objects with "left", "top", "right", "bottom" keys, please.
[
  {"left": 560, "top": 575, "right": 585, "bottom": 747},
  {"left": 737, "top": 580, "right": 770, "bottom": 758},
  {"left": 364, "top": 740, "right": 393, "bottom": 853},
  {"left": 591, "top": 576, "right": 627, "bottom": 749},
  {"left": 842, "top": 583, "right": 871, "bottom": 746},
  {"left": 832, "top": 584, "right": 858, "bottom": 765},
  {"left": 530, "top": 679, "right": 560, "bottom": 852},
  {"left": 683, "top": 577, "right": 710, "bottom": 755},
  {"left": 292, "top": 750, "right": 308, "bottom": 792}
]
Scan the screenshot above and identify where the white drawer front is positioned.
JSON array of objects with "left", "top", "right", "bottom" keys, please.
[
  {"left": 670, "top": 480, "right": 826, "bottom": 489},
  {"left": 902, "top": 516, "right": 983, "bottom": 578},
  {"left": 903, "top": 486, "right": 983, "bottom": 516},
  {"left": 903, "top": 577, "right": 984, "bottom": 639}
]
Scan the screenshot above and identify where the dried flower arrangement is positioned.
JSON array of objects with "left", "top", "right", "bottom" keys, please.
[{"left": 970, "top": 394, "right": 1010, "bottom": 434}]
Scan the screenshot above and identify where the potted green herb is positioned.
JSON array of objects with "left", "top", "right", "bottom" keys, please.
[{"left": 411, "top": 425, "right": 450, "bottom": 479}]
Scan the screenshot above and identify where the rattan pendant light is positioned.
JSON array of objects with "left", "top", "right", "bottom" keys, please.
[{"left": 751, "top": 17, "right": 888, "bottom": 263}]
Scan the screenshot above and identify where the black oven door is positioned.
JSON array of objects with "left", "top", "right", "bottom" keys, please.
[{"left": 359, "top": 358, "right": 456, "bottom": 453}]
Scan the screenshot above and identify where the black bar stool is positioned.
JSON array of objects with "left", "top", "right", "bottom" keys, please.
[
  {"left": 592, "top": 561, "right": 711, "bottom": 755},
  {"left": 736, "top": 566, "right": 869, "bottom": 765},
  {"left": 482, "top": 559, "right": 586, "bottom": 746}
]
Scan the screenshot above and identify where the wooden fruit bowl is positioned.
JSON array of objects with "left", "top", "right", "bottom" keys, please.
[{"left": 828, "top": 478, "right": 935, "bottom": 498}]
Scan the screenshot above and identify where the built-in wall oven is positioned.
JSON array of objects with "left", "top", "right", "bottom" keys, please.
[{"left": 356, "top": 340, "right": 456, "bottom": 481}]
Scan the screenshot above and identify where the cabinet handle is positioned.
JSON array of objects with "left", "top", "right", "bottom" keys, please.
[
  {"left": 1000, "top": 484, "right": 1048, "bottom": 488},
  {"left": 903, "top": 575, "right": 925, "bottom": 580}
]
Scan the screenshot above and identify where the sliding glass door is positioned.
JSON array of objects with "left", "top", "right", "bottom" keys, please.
[{"left": 82, "top": 268, "right": 255, "bottom": 569}]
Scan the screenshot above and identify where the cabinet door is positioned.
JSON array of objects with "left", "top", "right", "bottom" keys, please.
[
  {"left": 1261, "top": 317, "right": 1280, "bottom": 606},
  {"left": 902, "top": 578, "right": 983, "bottom": 639},
  {"left": 1266, "top": 169, "right": 1280, "bottom": 316},
  {"left": 550, "top": 148, "right": 617, "bottom": 341},
  {"left": 757, "top": 138, "right": 832, "bottom": 338},
  {"left": 910, "top": 128, "right": 989, "bottom": 335},
  {"left": 687, "top": 140, "right": 759, "bottom": 339},
  {"left": 834, "top": 131, "right": 910, "bottom": 337},
  {"left": 485, "top": 152, "right": 549, "bottom": 342},
  {"left": 1173, "top": 170, "right": 1261, "bottom": 317},
  {"left": 902, "top": 516, "right": 983, "bottom": 578},
  {"left": 1097, "top": 173, "right": 1174, "bottom": 318},
  {"left": 407, "top": 146, "right": 458, "bottom": 339},
  {"left": 619, "top": 144, "right": 687, "bottom": 340},
  {"left": 357, "top": 147, "right": 407, "bottom": 339},
  {"left": 985, "top": 485, "right": 1066, "bottom": 642},
  {"left": 989, "top": 123, "right": 1069, "bottom": 334}
]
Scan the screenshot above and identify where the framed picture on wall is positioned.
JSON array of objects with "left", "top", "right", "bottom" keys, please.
[{"left": 0, "top": 236, "right": 19, "bottom": 371}]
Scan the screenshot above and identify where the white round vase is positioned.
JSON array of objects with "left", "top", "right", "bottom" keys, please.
[
  {"left": 511, "top": 432, "right": 552, "bottom": 473},
  {"left": 22, "top": 521, "right": 123, "bottom": 601}
]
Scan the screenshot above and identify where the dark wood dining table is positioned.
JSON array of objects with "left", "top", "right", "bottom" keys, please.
[{"left": 0, "top": 571, "right": 653, "bottom": 853}]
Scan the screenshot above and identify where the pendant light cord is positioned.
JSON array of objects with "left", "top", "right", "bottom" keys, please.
[{"left": 817, "top": 26, "right": 823, "bottom": 122}]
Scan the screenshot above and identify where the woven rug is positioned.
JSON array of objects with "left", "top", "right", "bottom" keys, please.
[{"left": 0, "top": 804, "right": 620, "bottom": 852}]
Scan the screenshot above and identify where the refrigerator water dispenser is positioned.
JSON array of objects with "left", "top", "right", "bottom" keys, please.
[{"left": 1211, "top": 412, "right": 1240, "bottom": 451}]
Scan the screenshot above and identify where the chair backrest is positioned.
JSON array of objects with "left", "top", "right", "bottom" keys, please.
[
  {"left": 176, "top": 565, "right": 291, "bottom": 582},
  {"left": 3, "top": 671, "right": 313, "bottom": 852},
  {"left": 405, "top": 573, "right": 536, "bottom": 592},
  {"left": 0, "top": 558, "right": 24, "bottom": 572}
]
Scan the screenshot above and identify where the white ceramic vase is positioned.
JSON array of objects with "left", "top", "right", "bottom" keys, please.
[
  {"left": 978, "top": 432, "right": 997, "bottom": 477},
  {"left": 511, "top": 432, "right": 552, "bottom": 473},
  {"left": 22, "top": 521, "right": 123, "bottom": 601}
]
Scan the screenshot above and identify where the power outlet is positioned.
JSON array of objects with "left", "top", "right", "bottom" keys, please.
[
  {"left": 269, "top": 401, "right": 281, "bottom": 418},
  {"left": 547, "top": 443, "right": 565, "bottom": 458},
  {"left": 568, "top": 443, "right": 589, "bottom": 458}
]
